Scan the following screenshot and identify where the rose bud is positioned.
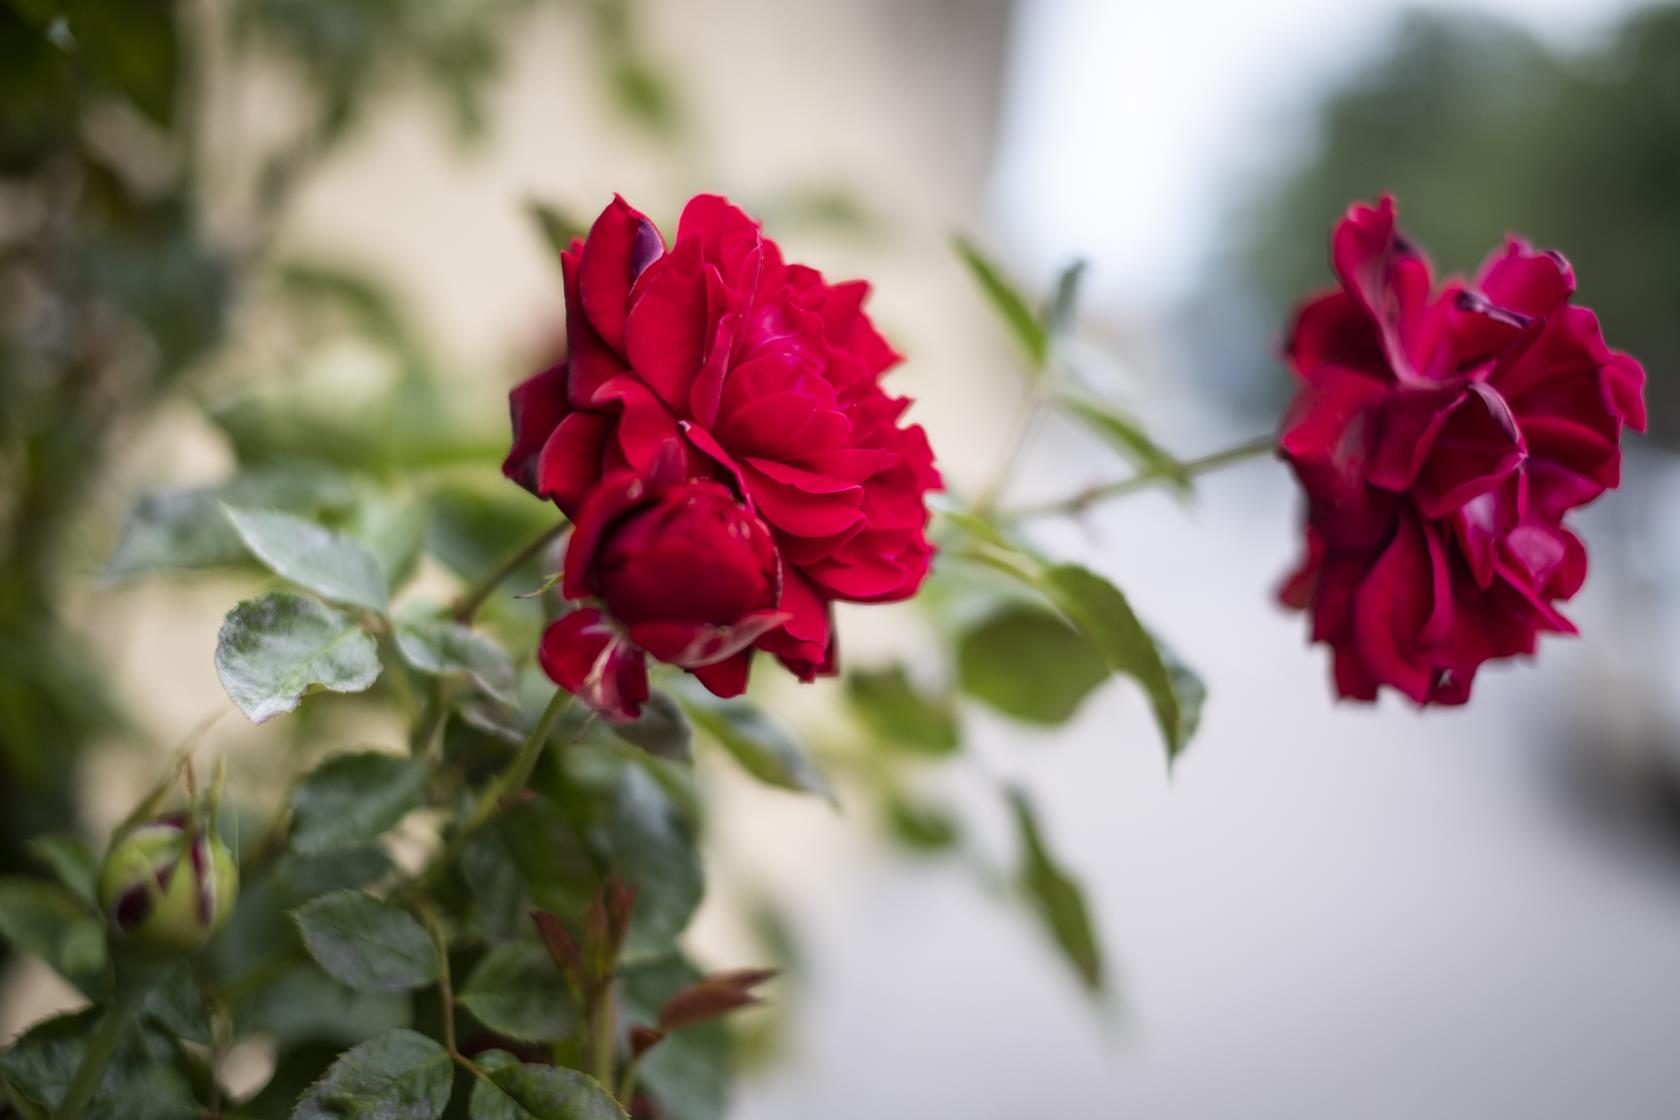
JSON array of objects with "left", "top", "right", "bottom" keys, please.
[
  {"left": 539, "top": 460, "right": 788, "bottom": 721},
  {"left": 98, "top": 814, "right": 238, "bottom": 955}
]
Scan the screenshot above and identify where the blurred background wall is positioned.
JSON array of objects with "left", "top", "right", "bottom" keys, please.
[{"left": 7, "top": 0, "right": 1680, "bottom": 1115}]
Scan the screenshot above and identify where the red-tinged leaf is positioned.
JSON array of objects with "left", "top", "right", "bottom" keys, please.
[
  {"left": 657, "top": 967, "right": 778, "bottom": 1032},
  {"left": 531, "top": 909, "right": 583, "bottom": 987},
  {"left": 584, "top": 876, "right": 638, "bottom": 980},
  {"left": 629, "top": 1025, "right": 664, "bottom": 1059}
]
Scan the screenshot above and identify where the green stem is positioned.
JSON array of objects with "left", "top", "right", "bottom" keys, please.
[
  {"left": 972, "top": 382, "right": 1048, "bottom": 519},
  {"left": 452, "top": 521, "right": 568, "bottom": 623},
  {"left": 410, "top": 688, "right": 573, "bottom": 896},
  {"left": 1006, "top": 434, "right": 1276, "bottom": 521},
  {"left": 616, "top": 1050, "right": 643, "bottom": 1107},
  {"left": 59, "top": 973, "right": 152, "bottom": 1120},
  {"left": 418, "top": 902, "right": 465, "bottom": 1067},
  {"left": 592, "top": 981, "right": 617, "bottom": 1093}
]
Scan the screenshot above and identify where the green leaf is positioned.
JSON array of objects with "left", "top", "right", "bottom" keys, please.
[
  {"left": 215, "top": 592, "right": 382, "bottom": 723},
  {"left": 527, "top": 200, "right": 586, "bottom": 263},
  {"left": 236, "top": 962, "right": 411, "bottom": 1047},
  {"left": 394, "top": 614, "right": 517, "bottom": 703},
  {"left": 1159, "top": 639, "right": 1207, "bottom": 752},
  {"left": 64, "top": 0, "right": 179, "bottom": 128},
  {"left": 291, "top": 891, "right": 439, "bottom": 993},
  {"left": 600, "top": 757, "right": 703, "bottom": 959},
  {"left": 27, "top": 832, "right": 100, "bottom": 906},
  {"left": 223, "top": 505, "right": 390, "bottom": 613},
  {"left": 845, "top": 665, "right": 959, "bottom": 755},
  {"left": 105, "top": 463, "right": 355, "bottom": 580},
  {"left": 0, "top": 1010, "right": 203, "bottom": 1120},
  {"left": 1008, "top": 788, "right": 1102, "bottom": 992},
  {"left": 607, "top": 689, "right": 692, "bottom": 763},
  {"left": 1061, "top": 398, "right": 1190, "bottom": 494},
  {"left": 619, "top": 958, "right": 728, "bottom": 1120},
  {"left": 348, "top": 493, "right": 428, "bottom": 591},
  {"left": 883, "top": 793, "right": 961, "bottom": 854},
  {"left": 952, "top": 235, "right": 1049, "bottom": 371},
  {"left": 1041, "top": 564, "right": 1194, "bottom": 761},
  {"left": 0, "top": 877, "right": 106, "bottom": 990},
  {"left": 468, "top": 1051, "right": 626, "bottom": 1120},
  {"left": 1042, "top": 259, "right": 1088, "bottom": 339},
  {"left": 293, "top": 1028, "right": 452, "bottom": 1120},
  {"left": 681, "top": 695, "right": 833, "bottom": 801},
  {"left": 456, "top": 943, "right": 580, "bottom": 1043},
  {"left": 957, "top": 605, "right": 1108, "bottom": 725},
  {"left": 289, "top": 752, "right": 428, "bottom": 855}
]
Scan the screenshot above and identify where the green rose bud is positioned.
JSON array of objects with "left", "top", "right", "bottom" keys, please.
[{"left": 98, "top": 815, "right": 238, "bottom": 955}]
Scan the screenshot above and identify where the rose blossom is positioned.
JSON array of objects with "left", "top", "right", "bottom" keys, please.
[
  {"left": 1278, "top": 196, "right": 1646, "bottom": 705},
  {"left": 537, "top": 453, "right": 786, "bottom": 720},
  {"left": 506, "top": 193, "right": 940, "bottom": 705}
]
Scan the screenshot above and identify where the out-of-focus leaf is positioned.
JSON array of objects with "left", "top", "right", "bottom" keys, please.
[
  {"left": 27, "top": 832, "right": 100, "bottom": 906},
  {"left": 607, "top": 690, "right": 692, "bottom": 763},
  {"left": 845, "top": 665, "right": 959, "bottom": 755},
  {"left": 1043, "top": 258, "right": 1088, "bottom": 339},
  {"left": 528, "top": 199, "right": 585, "bottom": 262},
  {"left": 104, "top": 463, "right": 356, "bottom": 580},
  {"left": 1008, "top": 787, "right": 1102, "bottom": 992},
  {"left": 657, "top": 968, "right": 776, "bottom": 1032},
  {"left": 236, "top": 962, "right": 411, "bottom": 1047},
  {"left": 597, "top": 757, "right": 702, "bottom": 961},
  {"left": 293, "top": 1029, "right": 452, "bottom": 1120},
  {"left": 288, "top": 751, "right": 428, "bottom": 855},
  {"left": 394, "top": 613, "right": 517, "bottom": 704},
  {"left": 291, "top": 890, "right": 438, "bottom": 994},
  {"left": 223, "top": 505, "right": 389, "bottom": 613},
  {"left": 457, "top": 942, "right": 580, "bottom": 1044},
  {"left": 64, "top": 0, "right": 179, "bottom": 127},
  {"left": 1158, "top": 638, "right": 1207, "bottom": 752},
  {"left": 348, "top": 491, "right": 427, "bottom": 591},
  {"left": 0, "top": 876, "right": 106, "bottom": 990},
  {"left": 1042, "top": 564, "right": 1195, "bottom": 761},
  {"left": 425, "top": 477, "right": 561, "bottom": 599},
  {"left": 681, "top": 695, "right": 833, "bottom": 802},
  {"left": 619, "top": 957, "right": 728, "bottom": 1120},
  {"left": 883, "top": 793, "right": 960, "bottom": 854},
  {"left": 140, "top": 962, "right": 211, "bottom": 1045},
  {"left": 957, "top": 605, "right": 1108, "bottom": 726},
  {"left": 214, "top": 592, "right": 381, "bottom": 723},
  {"left": 1061, "top": 398, "right": 1190, "bottom": 494},
  {"left": 953, "top": 236, "right": 1049, "bottom": 371},
  {"left": 0, "top": 1010, "right": 202, "bottom": 1120},
  {"left": 468, "top": 1050, "right": 625, "bottom": 1120}
]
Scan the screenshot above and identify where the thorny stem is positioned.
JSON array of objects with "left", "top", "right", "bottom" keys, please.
[
  {"left": 1005, "top": 434, "right": 1277, "bottom": 521},
  {"left": 408, "top": 688, "right": 574, "bottom": 897},
  {"left": 452, "top": 521, "right": 569, "bottom": 624},
  {"left": 419, "top": 902, "right": 472, "bottom": 1073}
]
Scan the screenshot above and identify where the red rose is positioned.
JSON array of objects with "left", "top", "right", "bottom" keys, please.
[
  {"left": 506, "top": 193, "right": 940, "bottom": 699},
  {"left": 1278, "top": 197, "right": 1646, "bottom": 705},
  {"left": 538, "top": 459, "right": 786, "bottom": 721}
]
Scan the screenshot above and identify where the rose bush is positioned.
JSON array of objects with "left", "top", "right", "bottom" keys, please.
[
  {"left": 506, "top": 194, "right": 941, "bottom": 713},
  {"left": 1278, "top": 196, "right": 1647, "bottom": 704}
]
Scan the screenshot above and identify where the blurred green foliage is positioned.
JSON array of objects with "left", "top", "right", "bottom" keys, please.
[{"left": 1235, "top": 5, "right": 1680, "bottom": 445}]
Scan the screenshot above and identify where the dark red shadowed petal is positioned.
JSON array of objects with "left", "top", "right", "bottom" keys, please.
[
  {"left": 755, "top": 567, "right": 835, "bottom": 680},
  {"left": 1285, "top": 290, "right": 1386, "bottom": 379},
  {"left": 1411, "top": 381, "right": 1526, "bottom": 518},
  {"left": 1351, "top": 511, "right": 1438, "bottom": 704},
  {"left": 579, "top": 195, "right": 665, "bottom": 354},
  {"left": 628, "top": 609, "right": 788, "bottom": 670},
  {"left": 690, "top": 649, "right": 754, "bottom": 699},
  {"left": 504, "top": 364, "right": 569, "bottom": 494},
  {"left": 625, "top": 237, "right": 712, "bottom": 411},
  {"left": 536, "top": 411, "right": 613, "bottom": 516},
  {"left": 562, "top": 473, "right": 654, "bottom": 601},
  {"left": 562, "top": 247, "right": 631, "bottom": 407},
  {"left": 1330, "top": 196, "right": 1435, "bottom": 382},
  {"left": 538, "top": 608, "right": 650, "bottom": 722}
]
